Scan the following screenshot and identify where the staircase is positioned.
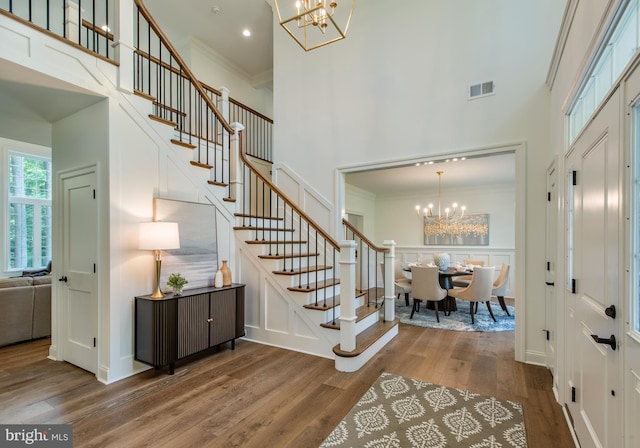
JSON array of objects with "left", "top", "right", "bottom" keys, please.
[{"left": 129, "top": 0, "right": 399, "bottom": 372}]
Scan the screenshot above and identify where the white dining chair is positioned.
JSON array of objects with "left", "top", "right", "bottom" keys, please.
[
  {"left": 492, "top": 263, "right": 511, "bottom": 316},
  {"left": 410, "top": 266, "right": 447, "bottom": 322},
  {"left": 448, "top": 266, "right": 496, "bottom": 324},
  {"left": 394, "top": 259, "right": 412, "bottom": 306}
]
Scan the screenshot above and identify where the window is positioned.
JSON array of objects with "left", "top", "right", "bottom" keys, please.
[
  {"left": 8, "top": 151, "right": 52, "bottom": 271},
  {"left": 568, "top": 0, "right": 639, "bottom": 144}
]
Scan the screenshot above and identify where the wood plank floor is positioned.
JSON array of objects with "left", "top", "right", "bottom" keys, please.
[{"left": 0, "top": 325, "right": 575, "bottom": 447}]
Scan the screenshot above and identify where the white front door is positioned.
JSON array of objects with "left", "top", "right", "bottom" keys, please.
[
  {"left": 60, "top": 169, "right": 98, "bottom": 374},
  {"left": 565, "top": 89, "right": 623, "bottom": 448},
  {"left": 545, "top": 159, "right": 558, "bottom": 394}
]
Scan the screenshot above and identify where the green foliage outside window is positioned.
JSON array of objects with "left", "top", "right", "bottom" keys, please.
[{"left": 8, "top": 152, "right": 52, "bottom": 270}]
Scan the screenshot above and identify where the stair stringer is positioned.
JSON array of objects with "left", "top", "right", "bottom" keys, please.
[{"left": 236, "top": 240, "right": 344, "bottom": 360}]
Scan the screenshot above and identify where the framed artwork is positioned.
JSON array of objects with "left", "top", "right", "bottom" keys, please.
[
  {"left": 154, "top": 198, "right": 218, "bottom": 290},
  {"left": 423, "top": 213, "right": 489, "bottom": 246}
]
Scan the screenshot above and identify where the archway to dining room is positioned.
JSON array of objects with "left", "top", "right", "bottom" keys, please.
[{"left": 335, "top": 142, "right": 526, "bottom": 361}]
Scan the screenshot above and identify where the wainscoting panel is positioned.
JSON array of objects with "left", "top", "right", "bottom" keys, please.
[{"left": 264, "top": 280, "right": 290, "bottom": 334}]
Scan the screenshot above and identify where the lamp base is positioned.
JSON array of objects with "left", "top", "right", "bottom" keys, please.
[{"left": 150, "top": 254, "right": 165, "bottom": 299}]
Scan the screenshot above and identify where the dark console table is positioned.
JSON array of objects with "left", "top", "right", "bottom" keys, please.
[{"left": 135, "top": 284, "right": 245, "bottom": 375}]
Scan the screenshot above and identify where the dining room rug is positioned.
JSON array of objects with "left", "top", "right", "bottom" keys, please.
[
  {"left": 320, "top": 372, "right": 527, "bottom": 448},
  {"left": 395, "top": 298, "right": 515, "bottom": 332}
]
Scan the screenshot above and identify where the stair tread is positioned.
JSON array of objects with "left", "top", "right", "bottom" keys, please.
[
  {"left": 332, "top": 317, "right": 400, "bottom": 358},
  {"left": 288, "top": 278, "right": 340, "bottom": 292},
  {"left": 303, "top": 290, "right": 367, "bottom": 311},
  {"left": 275, "top": 265, "right": 332, "bottom": 275},
  {"left": 258, "top": 253, "right": 319, "bottom": 260},
  {"left": 235, "top": 213, "right": 285, "bottom": 221},
  {"left": 171, "top": 138, "right": 197, "bottom": 149},
  {"left": 320, "top": 303, "right": 384, "bottom": 330},
  {"left": 190, "top": 161, "right": 213, "bottom": 169},
  {"left": 134, "top": 89, "right": 155, "bottom": 102},
  {"left": 207, "top": 180, "right": 228, "bottom": 187},
  {"left": 234, "top": 226, "right": 295, "bottom": 232},
  {"left": 245, "top": 240, "right": 307, "bottom": 245},
  {"left": 176, "top": 130, "right": 222, "bottom": 146},
  {"left": 149, "top": 114, "right": 177, "bottom": 128}
]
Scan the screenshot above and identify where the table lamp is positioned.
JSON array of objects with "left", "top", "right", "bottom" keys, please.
[{"left": 139, "top": 221, "right": 180, "bottom": 298}]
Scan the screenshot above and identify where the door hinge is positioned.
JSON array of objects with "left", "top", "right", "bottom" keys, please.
[
  {"left": 547, "top": 192, "right": 551, "bottom": 202},
  {"left": 546, "top": 330, "right": 550, "bottom": 340},
  {"left": 546, "top": 261, "right": 551, "bottom": 271},
  {"left": 94, "top": 263, "right": 96, "bottom": 273},
  {"left": 571, "top": 386, "right": 576, "bottom": 402},
  {"left": 572, "top": 170, "right": 577, "bottom": 186},
  {"left": 571, "top": 278, "right": 577, "bottom": 294},
  {"left": 93, "top": 337, "right": 97, "bottom": 347}
]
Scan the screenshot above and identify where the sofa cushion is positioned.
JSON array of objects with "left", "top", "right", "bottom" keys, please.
[
  {"left": 0, "top": 277, "right": 33, "bottom": 289},
  {"left": 32, "top": 275, "right": 52, "bottom": 286}
]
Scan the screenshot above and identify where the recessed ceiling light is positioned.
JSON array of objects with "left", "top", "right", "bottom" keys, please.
[
  {"left": 428, "top": 161, "right": 434, "bottom": 165},
  {"left": 453, "top": 158, "right": 458, "bottom": 162},
  {"left": 243, "top": 29, "right": 251, "bottom": 37}
]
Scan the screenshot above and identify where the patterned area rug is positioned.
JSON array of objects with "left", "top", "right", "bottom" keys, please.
[
  {"left": 320, "top": 372, "right": 527, "bottom": 448},
  {"left": 395, "top": 298, "right": 515, "bottom": 332}
]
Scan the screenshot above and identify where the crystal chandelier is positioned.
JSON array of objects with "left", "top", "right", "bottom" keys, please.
[
  {"left": 415, "top": 171, "right": 487, "bottom": 240},
  {"left": 274, "top": 0, "right": 355, "bottom": 51}
]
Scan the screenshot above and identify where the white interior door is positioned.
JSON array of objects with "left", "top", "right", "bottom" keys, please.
[
  {"left": 565, "top": 89, "right": 623, "bottom": 448},
  {"left": 545, "top": 159, "right": 558, "bottom": 394},
  {"left": 61, "top": 169, "right": 98, "bottom": 374}
]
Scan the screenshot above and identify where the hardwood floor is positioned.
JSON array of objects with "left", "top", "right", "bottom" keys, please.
[{"left": 0, "top": 325, "right": 575, "bottom": 447}]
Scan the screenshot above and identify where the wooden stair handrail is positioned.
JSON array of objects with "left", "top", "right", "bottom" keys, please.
[
  {"left": 239, "top": 132, "right": 341, "bottom": 252},
  {"left": 342, "top": 219, "right": 389, "bottom": 253},
  {"left": 135, "top": 0, "right": 234, "bottom": 134}
]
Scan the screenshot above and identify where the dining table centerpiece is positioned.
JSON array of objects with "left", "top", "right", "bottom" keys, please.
[{"left": 433, "top": 253, "right": 450, "bottom": 271}]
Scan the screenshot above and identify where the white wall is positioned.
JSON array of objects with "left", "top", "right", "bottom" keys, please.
[
  {"left": 177, "top": 38, "right": 273, "bottom": 118},
  {"left": 273, "top": 0, "right": 564, "bottom": 364}
]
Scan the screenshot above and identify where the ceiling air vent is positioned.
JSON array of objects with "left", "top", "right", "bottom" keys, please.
[{"left": 468, "top": 81, "right": 495, "bottom": 100}]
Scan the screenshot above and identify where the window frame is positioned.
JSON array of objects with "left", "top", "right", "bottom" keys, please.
[{"left": 1, "top": 138, "right": 52, "bottom": 275}]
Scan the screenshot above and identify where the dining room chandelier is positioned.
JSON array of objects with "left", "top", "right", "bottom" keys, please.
[
  {"left": 274, "top": 0, "right": 355, "bottom": 51},
  {"left": 415, "top": 171, "right": 486, "bottom": 239}
]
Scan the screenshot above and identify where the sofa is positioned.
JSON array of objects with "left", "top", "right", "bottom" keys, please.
[{"left": 0, "top": 275, "right": 51, "bottom": 347}]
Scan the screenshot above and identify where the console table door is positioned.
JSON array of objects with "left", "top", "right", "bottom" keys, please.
[
  {"left": 177, "top": 293, "right": 210, "bottom": 358},
  {"left": 209, "top": 289, "right": 236, "bottom": 346}
]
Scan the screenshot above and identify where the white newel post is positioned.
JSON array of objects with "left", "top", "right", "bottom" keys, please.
[
  {"left": 218, "top": 87, "right": 230, "bottom": 123},
  {"left": 114, "top": 0, "right": 135, "bottom": 93},
  {"left": 339, "top": 240, "right": 357, "bottom": 352},
  {"left": 65, "top": 1, "right": 81, "bottom": 43},
  {"left": 383, "top": 240, "right": 397, "bottom": 322},
  {"left": 230, "top": 122, "right": 245, "bottom": 209}
]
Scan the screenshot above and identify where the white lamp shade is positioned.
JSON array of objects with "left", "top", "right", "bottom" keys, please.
[{"left": 139, "top": 222, "right": 180, "bottom": 250}]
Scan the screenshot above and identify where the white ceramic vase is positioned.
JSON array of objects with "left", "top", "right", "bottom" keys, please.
[{"left": 433, "top": 253, "right": 450, "bottom": 271}]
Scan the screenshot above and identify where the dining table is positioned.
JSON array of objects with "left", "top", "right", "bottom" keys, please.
[{"left": 402, "top": 266, "right": 473, "bottom": 313}]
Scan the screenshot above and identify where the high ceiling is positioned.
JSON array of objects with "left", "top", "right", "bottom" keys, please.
[{"left": 145, "top": 0, "right": 274, "bottom": 85}]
